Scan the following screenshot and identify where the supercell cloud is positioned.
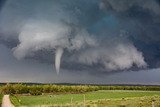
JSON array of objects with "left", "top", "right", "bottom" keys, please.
[{"left": 0, "top": 0, "right": 160, "bottom": 76}]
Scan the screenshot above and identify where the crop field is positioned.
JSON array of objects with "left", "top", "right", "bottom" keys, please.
[{"left": 10, "top": 90, "right": 160, "bottom": 107}]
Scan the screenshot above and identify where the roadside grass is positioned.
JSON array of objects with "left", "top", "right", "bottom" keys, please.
[
  {"left": 10, "top": 90, "right": 160, "bottom": 107},
  {"left": 0, "top": 94, "right": 3, "bottom": 106}
]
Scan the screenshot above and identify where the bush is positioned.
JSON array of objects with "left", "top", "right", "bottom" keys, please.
[
  {"left": 29, "top": 86, "right": 42, "bottom": 95},
  {"left": 0, "top": 83, "right": 160, "bottom": 95},
  {"left": 1, "top": 83, "right": 16, "bottom": 94}
]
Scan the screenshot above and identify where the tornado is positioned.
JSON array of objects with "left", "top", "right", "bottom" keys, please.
[{"left": 55, "top": 47, "right": 64, "bottom": 74}]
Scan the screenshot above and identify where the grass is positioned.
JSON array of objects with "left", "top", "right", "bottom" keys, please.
[
  {"left": 0, "top": 94, "right": 3, "bottom": 105},
  {"left": 11, "top": 90, "right": 160, "bottom": 107},
  {"left": 85, "top": 96, "right": 160, "bottom": 107}
]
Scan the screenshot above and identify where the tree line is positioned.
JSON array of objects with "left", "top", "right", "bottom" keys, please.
[{"left": 0, "top": 84, "right": 160, "bottom": 95}]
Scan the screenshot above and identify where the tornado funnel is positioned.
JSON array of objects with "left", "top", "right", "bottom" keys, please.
[{"left": 55, "top": 47, "right": 63, "bottom": 74}]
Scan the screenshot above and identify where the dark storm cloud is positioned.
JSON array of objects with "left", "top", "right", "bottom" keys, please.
[
  {"left": 0, "top": 0, "right": 5, "bottom": 9},
  {"left": 1, "top": 44, "right": 160, "bottom": 84},
  {"left": 100, "top": 0, "right": 160, "bottom": 69},
  {"left": 0, "top": 0, "right": 160, "bottom": 76}
]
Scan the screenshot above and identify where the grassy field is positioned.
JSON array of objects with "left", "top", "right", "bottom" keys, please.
[
  {"left": 10, "top": 90, "right": 160, "bottom": 107},
  {"left": 0, "top": 94, "right": 3, "bottom": 106}
]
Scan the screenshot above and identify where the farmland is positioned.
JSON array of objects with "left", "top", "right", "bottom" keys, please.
[
  {"left": 0, "top": 84, "right": 160, "bottom": 107},
  {"left": 10, "top": 90, "right": 160, "bottom": 107}
]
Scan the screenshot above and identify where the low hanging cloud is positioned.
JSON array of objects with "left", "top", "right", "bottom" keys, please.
[
  {"left": 2, "top": 0, "right": 160, "bottom": 74},
  {"left": 75, "top": 41, "right": 147, "bottom": 71},
  {"left": 13, "top": 19, "right": 97, "bottom": 73},
  {"left": 12, "top": 19, "right": 146, "bottom": 72}
]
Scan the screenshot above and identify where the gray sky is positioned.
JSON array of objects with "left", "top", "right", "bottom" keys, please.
[{"left": 0, "top": 0, "right": 160, "bottom": 84}]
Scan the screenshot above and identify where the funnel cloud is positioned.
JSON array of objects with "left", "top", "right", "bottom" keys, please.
[{"left": 55, "top": 47, "right": 63, "bottom": 74}]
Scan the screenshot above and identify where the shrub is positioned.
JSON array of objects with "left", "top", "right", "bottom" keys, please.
[{"left": 0, "top": 83, "right": 160, "bottom": 95}]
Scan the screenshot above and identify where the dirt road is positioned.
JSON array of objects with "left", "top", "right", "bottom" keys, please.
[{"left": 1, "top": 95, "right": 15, "bottom": 107}]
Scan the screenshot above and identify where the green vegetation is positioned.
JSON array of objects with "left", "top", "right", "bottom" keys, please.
[
  {"left": 85, "top": 96, "right": 160, "bottom": 107},
  {"left": 1, "top": 83, "right": 160, "bottom": 95},
  {"left": 0, "top": 94, "right": 3, "bottom": 106},
  {"left": 0, "top": 84, "right": 99, "bottom": 95},
  {"left": 10, "top": 90, "right": 160, "bottom": 107},
  {"left": 0, "top": 84, "right": 160, "bottom": 106}
]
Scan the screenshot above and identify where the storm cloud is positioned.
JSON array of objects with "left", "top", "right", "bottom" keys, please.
[{"left": 0, "top": 0, "right": 160, "bottom": 78}]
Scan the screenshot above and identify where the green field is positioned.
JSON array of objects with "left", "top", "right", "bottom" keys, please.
[
  {"left": 0, "top": 94, "right": 3, "bottom": 105},
  {"left": 11, "top": 90, "right": 160, "bottom": 107}
]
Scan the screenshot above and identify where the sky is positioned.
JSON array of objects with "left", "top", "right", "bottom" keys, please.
[{"left": 0, "top": 0, "right": 160, "bottom": 84}]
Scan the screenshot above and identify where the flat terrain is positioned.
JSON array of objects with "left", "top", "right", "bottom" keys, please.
[
  {"left": 0, "top": 94, "right": 3, "bottom": 105},
  {"left": 11, "top": 90, "right": 160, "bottom": 107}
]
